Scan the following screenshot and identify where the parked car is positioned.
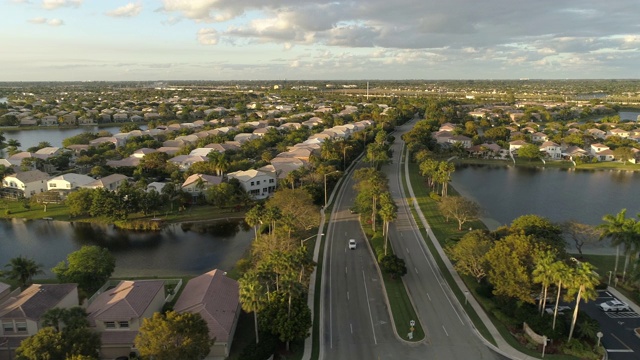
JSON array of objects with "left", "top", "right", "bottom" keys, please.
[
  {"left": 349, "top": 239, "right": 357, "bottom": 249},
  {"left": 545, "top": 305, "right": 571, "bottom": 315},
  {"left": 598, "top": 299, "right": 630, "bottom": 312}
]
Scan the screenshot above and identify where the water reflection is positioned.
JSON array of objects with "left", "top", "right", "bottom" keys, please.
[{"left": 0, "top": 218, "right": 253, "bottom": 277}]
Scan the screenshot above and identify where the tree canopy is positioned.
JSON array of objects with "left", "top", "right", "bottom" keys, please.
[
  {"left": 52, "top": 246, "right": 116, "bottom": 294},
  {"left": 135, "top": 311, "right": 212, "bottom": 360}
]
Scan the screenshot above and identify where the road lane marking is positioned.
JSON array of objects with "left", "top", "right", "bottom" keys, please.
[
  {"left": 362, "top": 269, "right": 378, "bottom": 345},
  {"left": 345, "top": 266, "right": 347, "bottom": 274},
  {"left": 347, "top": 291, "right": 350, "bottom": 300},
  {"left": 415, "top": 267, "right": 419, "bottom": 274},
  {"left": 610, "top": 333, "right": 632, "bottom": 350},
  {"left": 606, "top": 349, "right": 634, "bottom": 353},
  {"left": 350, "top": 323, "right": 353, "bottom": 334},
  {"left": 442, "top": 325, "right": 449, "bottom": 336},
  {"left": 406, "top": 248, "right": 409, "bottom": 253},
  {"left": 427, "top": 293, "right": 431, "bottom": 301}
]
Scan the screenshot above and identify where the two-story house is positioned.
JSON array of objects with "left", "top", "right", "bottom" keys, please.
[
  {"left": 83, "top": 174, "right": 129, "bottom": 191},
  {"left": 181, "top": 174, "right": 223, "bottom": 199},
  {"left": 226, "top": 169, "right": 276, "bottom": 200},
  {"left": 1, "top": 170, "right": 50, "bottom": 199},
  {"left": 539, "top": 141, "right": 562, "bottom": 159},
  {"left": 86, "top": 280, "right": 165, "bottom": 359},
  {"left": 47, "top": 173, "right": 95, "bottom": 196},
  {"left": 0, "top": 284, "right": 79, "bottom": 359}
]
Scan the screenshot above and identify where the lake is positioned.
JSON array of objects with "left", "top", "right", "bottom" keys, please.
[
  {"left": 450, "top": 164, "right": 640, "bottom": 231},
  {"left": 0, "top": 218, "right": 253, "bottom": 278},
  {"left": 1, "top": 125, "right": 140, "bottom": 150}
]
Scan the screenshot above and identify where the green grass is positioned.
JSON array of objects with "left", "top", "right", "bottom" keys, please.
[{"left": 383, "top": 274, "right": 425, "bottom": 341}]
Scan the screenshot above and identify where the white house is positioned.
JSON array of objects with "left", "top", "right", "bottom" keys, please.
[
  {"left": 227, "top": 169, "right": 276, "bottom": 200},
  {"left": 539, "top": 141, "right": 562, "bottom": 159},
  {"left": 47, "top": 173, "right": 95, "bottom": 193},
  {"left": 509, "top": 140, "right": 529, "bottom": 153},
  {"left": 83, "top": 174, "right": 129, "bottom": 191},
  {"left": 1, "top": 170, "right": 50, "bottom": 198},
  {"left": 590, "top": 143, "right": 610, "bottom": 156}
]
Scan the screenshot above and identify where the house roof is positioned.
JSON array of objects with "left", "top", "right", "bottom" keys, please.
[
  {"left": 6, "top": 170, "right": 50, "bottom": 183},
  {"left": 0, "top": 284, "right": 78, "bottom": 320},
  {"left": 173, "top": 269, "right": 239, "bottom": 342},
  {"left": 182, "top": 174, "right": 222, "bottom": 188},
  {"left": 87, "top": 280, "right": 164, "bottom": 324},
  {"left": 227, "top": 169, "right": 273, "bottom": 183},
  {"left": 539, "top": 141, "right": 560, "bottom": 148},
  {"left": 84, "top": 174, "right": 128, "bottom": 189}
]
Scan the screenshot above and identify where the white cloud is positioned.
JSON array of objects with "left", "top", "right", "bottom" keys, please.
[
  {"left": 47, "top": 18, "right": 64, "bottom": 26},
  {"left": 28, "top": 17, "right": 47, "bottom": 24},
  {"left": 106, "top": 3, "right": 142, "bottom": 18},
  {"left": 197, "top": 28, "right": 219, "bottom": 45},
  {"left": 42, "top": 0, "right": 82, "bottom": 10}
]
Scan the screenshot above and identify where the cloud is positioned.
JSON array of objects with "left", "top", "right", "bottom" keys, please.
[
  {"left": 197, "top": 28, "right": 219, "bottom": 45},
  {"left": 47, "top": 18, "right": 64, "bottom": 26},
  {"left": 42, "top": 0, "right": 82, "bottom": 10},
  {"left": 28, "top": 17, "right": 47, "bottom": 24},
  {"left": 106, "top": 3, "right": 142, "bottom": 17},
  {"left": 28, "top": 17, "right": 64, "bottom": 26}
]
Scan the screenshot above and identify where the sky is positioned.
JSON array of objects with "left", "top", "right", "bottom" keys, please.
[{"left": 2, "top": 0, "right": 640, "bottom": 81}]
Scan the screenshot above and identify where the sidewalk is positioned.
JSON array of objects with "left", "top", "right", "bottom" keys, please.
[{"left": 403, "top": 149, "right": 540, "bottom": 360}]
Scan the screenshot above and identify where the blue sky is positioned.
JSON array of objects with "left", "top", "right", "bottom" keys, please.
[{"left": 2, "top": 0, "right": 640, "bottom": 81}]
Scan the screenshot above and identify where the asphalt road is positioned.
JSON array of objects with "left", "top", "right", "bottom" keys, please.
[
  {"left": 320, "top": 119, "right": 504, "bottom": 359},
  {"left": 581, "top": 290, "right": 640, "bottom": 360}
]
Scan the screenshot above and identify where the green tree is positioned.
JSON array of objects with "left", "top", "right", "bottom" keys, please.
[
  {"left": 265, "top": 188, "right": 320, "bottom": 237},
  {"left": 259, "top": 292, "right": 311, "bottom": 351},
  {"left": 598, "top": 209, "right": 636, "bottom": 281},
  {"left": 379, "top": 254, "right": 407, "bottom": 279},
  {"left": 566, "top": 260, "right": 599, "bottom": 342},
  {"left": 516, "top": 143, "right": 542, "bottom": 161},
  {"left": 445, "top": 230, "right": 492, "bottom": 283},
  {"left": 65, "top": 188, "right": 94, "bottom": 217},
  {"left": 52, "top": 246, "right": 116, "bottom": 294},
  {"left": 4, "top": 256, "right": 44, "bottom": 289},
  {"left": 15, "top": 327, "right": 67, "bottom": 360},
  {"left": 239, "top": 271, "right": 267, "bottom": 344},
  {"left": 550, "top": 260, "right": 571, "bottom": 330},
  {"left": 510, "top": 215, "right": 565, "bottom": 254},
  {"left": 379, "top": 192, "right": 398, "bottom": 255},
  {"left": 135, "top": 311, "right": 211, "bottom": 360},
  {"left": 437, "top": 196, "right": 481, "bottom": 231},
  {"left": 613, "top": 147, "right": 634, "bottom": 164},
  {"left": 485, "top": 234, "right": 547, "bottom": 303},
  {"left": 532, "top": 250, "right": 557, "bottom": 315}
]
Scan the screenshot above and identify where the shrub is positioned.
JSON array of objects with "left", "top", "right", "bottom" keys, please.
[
  {"left": 475, "top": 282, "right": 494, "bottom": 299},
  {"left": 492, "top": 309, "right": 518, "bottom": 327},
  {"left": 239, "top": 333, "right": 277, "bottom": 360},
  {"left": 560, "top": 339, "right": 600, "bottom": 360},
  {"left": 429, "top": 192, "right": 441, "bottom": 202}
]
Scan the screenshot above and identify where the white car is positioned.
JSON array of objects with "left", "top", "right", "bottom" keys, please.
[
  {"left": 545, "top": 306, "right": 571, "bottom": 315},
  {"left": 598, "top": 299, "right": 630, "bottom": 312},
  {"left": 348, "top": 239, "right": 357, "bottom": 249}
]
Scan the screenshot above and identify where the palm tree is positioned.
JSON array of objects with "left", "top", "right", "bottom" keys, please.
[
  {"left": 239, "top": 271, "right": 266, "bottom": 344},
  {"left": 532, "top": 250, "right": 556, "bottom": 315},
  {"left": 245, "top": 204, "right": 264, "bottom": 241},
  {"left": 550, "top": 260, "right": 571, "bottom": 330},
  {"left": 598, "top": 209, "right": 631, "bottom": 279},
  {"left": 4, "top": 256, "right": 44, "bottom": 289},
  {"left": 566, "top": 260, "right": 599, "bottom": 342},
  {"left": 379, "top": 193, "right": 398, "bottom": 255}
]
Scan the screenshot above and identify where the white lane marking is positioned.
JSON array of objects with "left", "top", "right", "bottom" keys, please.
[
  {"left": 347, "top": 291, "right": 350, "bottom": 300},
  {"left": 427, "top": 293, "right": 431, "bottom": 301},
  {"left": 345, "top": 266, "right": 348, "bottom": 274},
  {"left": 406, "top": 248, "right": 409, "bottom": 253},
  {"left": 415, "top": 267, "right": 419, "bottom": 274},
  {"left": 350, "top": 323, "right": 353, "bottom": 334},
  {"left": 442, "top": 325, "right": 449, "bottom": 336},
  {"left": 362, "top": 270, "right": 378, "bottom": 345}
]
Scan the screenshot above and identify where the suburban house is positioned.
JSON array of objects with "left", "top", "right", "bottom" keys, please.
[
  {"left": 0, "top": 284, "right": 79, "bottom": 360},
  {"left": 181, "top": 174, "right": 223, "bottom": 199},
  {"left": 531, "top": 132, "right": 548, "bottom": 142},
  {"left": 447, "top": 135, "right": 472, "bottom": 148},
  {"left": 587, "top": 128, "right": 606, "bottom": 139},
  {"left": 590, "top": 143, "right": 610, "bottom": 156},
  {"left": 86, "top": 280, "right": 165, "bottom": 360},
  {"left": 83, "top": 174, "right": 129, "bottom": 191},
  {"left": 168, "top": 155, "right": 208, "bottom": 171},
  {"left": 1, "top": 170, "right": 50, "bottom": 199},
  {"left": 539, "top": 141, "right": 562, "bottom": 159},
  {"left": 47, "top": 173, "right": 95, "bottom": 195},
  {"left": 173, "top": 270, "right": 240, "bottom": 359},
  {"left": 226, "top": 169, "right": 277, "bottom": 200},
  {"left": 562, "top": 146, "right": 589, "bottom": 159},
  {"left": 509, "top": 140, "right": 529, "bottom": 153}
]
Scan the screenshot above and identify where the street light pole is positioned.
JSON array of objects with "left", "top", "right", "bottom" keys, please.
[{"left": 301, "top": 233, "right": 324, "bottom": 247}]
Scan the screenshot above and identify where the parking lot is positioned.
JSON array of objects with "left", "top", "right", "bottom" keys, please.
[{"left": 580, "top": 290, "right": 640, "bottom": 360}]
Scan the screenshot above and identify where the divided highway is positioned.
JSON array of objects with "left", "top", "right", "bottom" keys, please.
[{"left": 320, "top": 120, "right": 504, "bottom": 359}]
